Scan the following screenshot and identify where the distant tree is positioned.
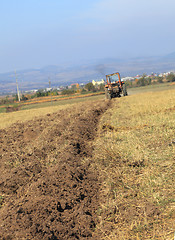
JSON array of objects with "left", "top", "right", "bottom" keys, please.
[
  {"left": 0, "top": 96, "right": 12, "bottom": 105},
  {"left": 61, "top": 89, "right": 75, "bottom": 95},
  {"left": 98, "top": 83, "right": 105, "bottom": 91},
  {"left": 26, "top": 94, "right": 31, "bottom": 99},
  {"left": 81, "top": 88, "right": 87, "bottom": 94},
  {"left": 147, "top": 77, "right": 152, "bottom": 85},
  {"left": 31, "top": 94, "right": 36, "bottom": 99},
  {"left": 21, "top": 94, "right": 28, "bottom": 101},
  {"left": 36, "top": 89, "right": 46, "bottom": 97},
  {"left": 167, "top": 73, "right": 175, "bottom": 82},
  {"left": 136, "top": 74, "right": 151, "bottom": 87},
  {"left": 71, "top": 84, "right": 77, "bottom": 90},
  {"left": 52, "top": 90, "right": 58, "bottom": 96},
  {"left": 36, "top": 90, "right": 42, "bottom": 97},
  {"left": 13, "top": 94, "right": 18, "bottom": 101},
  {"left": 157, "top": 76, "right": 163, "bottom": 83},
  {"left": 136, "top": 77, "right": 146, "bottom": 86},
  {"left": 124, "top": 80, "right": 133, "bottom": 88},
  {"left": 85, "top": 82, "right": 95, "bottom": 91}
]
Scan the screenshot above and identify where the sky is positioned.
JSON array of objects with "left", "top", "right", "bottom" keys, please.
[{"left": 0, "top": 0, "right": 175, "bottom": 73}]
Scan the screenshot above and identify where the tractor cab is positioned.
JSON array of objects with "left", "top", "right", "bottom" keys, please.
[{"left": 105, "top": 72, "right": 127, "bottom": 99}]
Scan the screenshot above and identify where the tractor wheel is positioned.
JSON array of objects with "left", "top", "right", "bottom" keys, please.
[
  {"left": 108, "top": 93, "right": 112, "bottom": 100},
  {"left": 105, "top": 88, "right": 112, "bottom": 100},
  {"left": 105, "top": 88, "right": 108, "bottom": 99},
  {"left": 123, "top": 84, "right": 128, "bottom": 96}
]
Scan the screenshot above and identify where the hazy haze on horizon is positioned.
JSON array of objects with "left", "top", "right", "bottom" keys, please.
[{"left": 0, "top": 0, "right": 175, "bottom": 73}]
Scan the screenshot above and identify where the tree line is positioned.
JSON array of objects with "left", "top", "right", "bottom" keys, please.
[{"left": 125, "top": 73, "right": 175, "bottom": 88}]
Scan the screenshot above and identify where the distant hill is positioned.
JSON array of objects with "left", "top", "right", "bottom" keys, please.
[
  {"left": 1, "top": 53, "right": 175, "bottom": 94},
  {"left": 162, "top": 52, "right": 175, "bottom": 60}
]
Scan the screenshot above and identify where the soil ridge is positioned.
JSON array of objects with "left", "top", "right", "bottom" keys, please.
[{"left": 0, "top": 100, "right": 110, "bottom": 239}]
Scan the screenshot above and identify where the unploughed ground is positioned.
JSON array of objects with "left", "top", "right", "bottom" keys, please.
[{"left": 0, "top": 100, "right": 110, "bottom": 239}]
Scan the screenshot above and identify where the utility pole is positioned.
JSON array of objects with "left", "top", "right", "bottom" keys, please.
[
  {"left": 15, "top": 70, "right": 20, "bottom": 102},
  {"left": 48, "top": 77, "right": 53, "bottom": 105},
  {"left": 49, "top": 78, "right": 51, "bottom": 89}
]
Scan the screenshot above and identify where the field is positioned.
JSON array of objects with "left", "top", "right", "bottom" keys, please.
[
  {"left": 0, "top": 92, "right": 104, "bottom": 114},
  {"left": 0, "top": 94, "right": 104, "bottom": 129},
  {"left": 0, "top": 85, "right": 174, "bottom": 239},
  {"left": 93, "top": 89, "right": 175, "bottom": 239}
]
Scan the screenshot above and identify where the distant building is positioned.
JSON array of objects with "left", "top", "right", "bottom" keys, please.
[
  {"left": 92, "top": 79, "right": 105, "bottom": 86},
  {"left": 159, "top": 71, "right": 173, "bottom": 77},
  {"left": 45, "top": 88, "right": 52, "bottom": 92},
  {"left": 28, "top": 89, "right": 38, "bottom": 93},
  {"left": 121, "top": 77, "right": 135, "bottom": 81},
  {"left": 59, "top": 86, "right": 65, "bottom": 90}
]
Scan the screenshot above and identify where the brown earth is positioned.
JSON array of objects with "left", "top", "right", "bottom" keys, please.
[
  {"left": 0, "top": 100, "right": 110, "bottom": 240},
  {"left": 6, "top": 106, "right": 21, "bottom": 113}
]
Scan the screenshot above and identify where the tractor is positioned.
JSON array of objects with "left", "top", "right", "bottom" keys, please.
[{"left": 105, "top": 72, "right": 128, "bottom": 100}]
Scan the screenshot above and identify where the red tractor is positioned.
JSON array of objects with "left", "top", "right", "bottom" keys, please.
[{"left": 105, "top": 72, "right": 128, "bottom": 100}]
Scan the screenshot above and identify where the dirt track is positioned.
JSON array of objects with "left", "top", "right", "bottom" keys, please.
[{"left": 0, "top": 100, "right": 110, "bottom": 239}]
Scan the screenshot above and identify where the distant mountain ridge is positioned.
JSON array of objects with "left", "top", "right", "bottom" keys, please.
[
  {"left": 163, "top": 52, "right": 175, "bottom": 59},
  {"left": 1, "top": 53, "right": 175, "bottom": 94}
]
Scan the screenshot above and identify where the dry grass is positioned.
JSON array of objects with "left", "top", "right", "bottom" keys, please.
[
  {"left": 0, "top": 95, "right": 105, "bottom": 129},
  {"left": 0, "top": 104, "right": 71, "bottom": 129},
  {"left": 93, "top": 89, "right": 175, "bottom": 239}
]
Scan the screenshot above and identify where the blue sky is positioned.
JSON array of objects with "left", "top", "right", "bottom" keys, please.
[{"left": 0, "top": 0, "right": 175, "bottom": 73}]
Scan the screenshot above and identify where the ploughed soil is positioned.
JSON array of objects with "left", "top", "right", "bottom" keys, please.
[
  {"left": 0, "top": 100, "right": 110, "bottom": 240},
  {"left": 6, "top": 106, "right": 21, "bottom": 113}
]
